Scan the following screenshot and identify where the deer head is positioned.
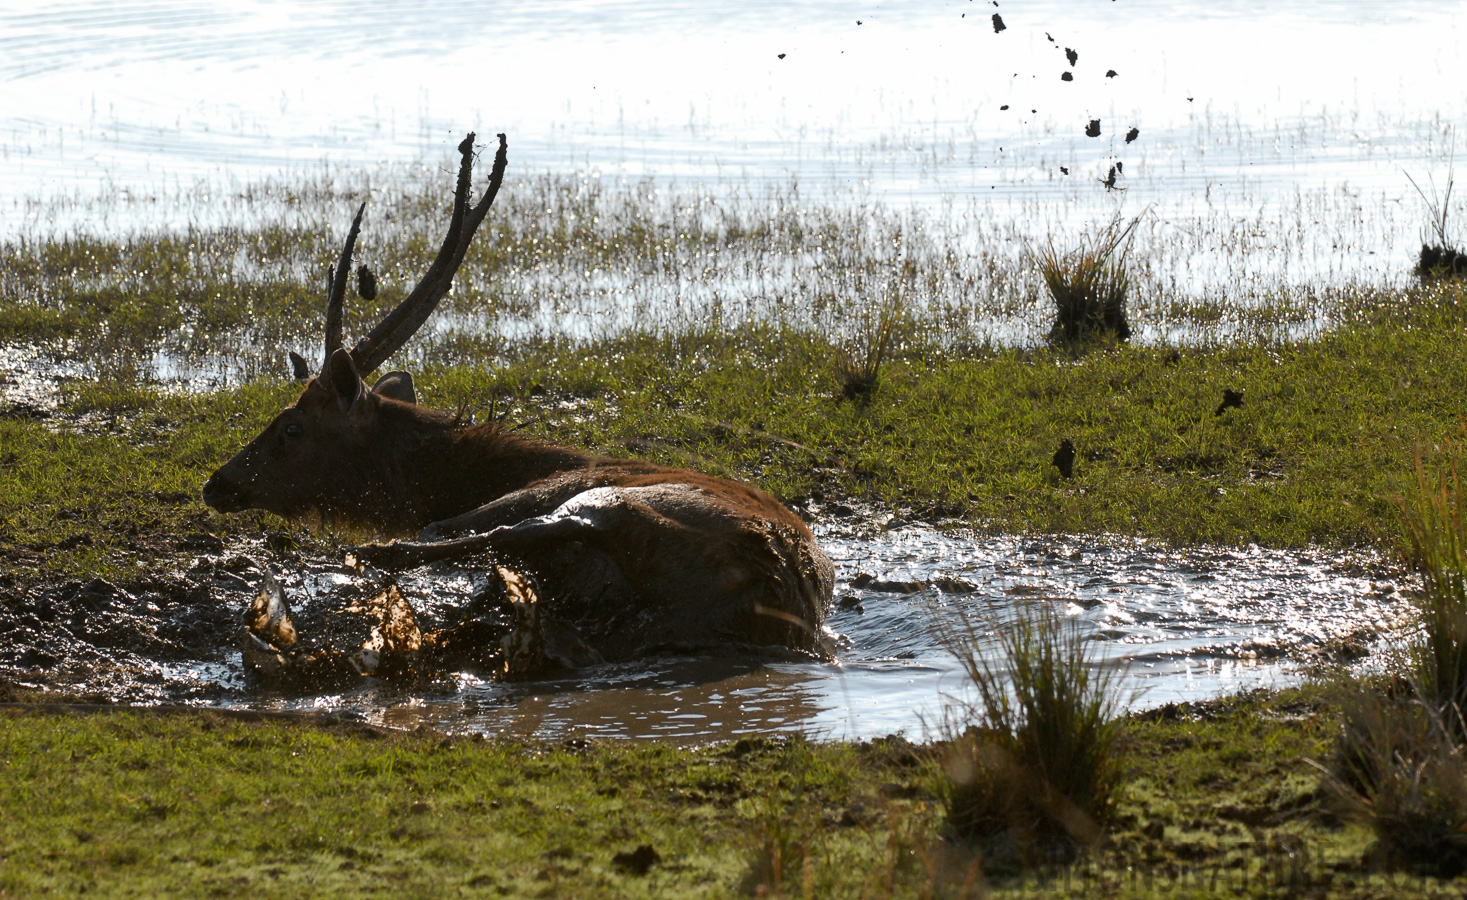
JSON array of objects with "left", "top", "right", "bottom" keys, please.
[{"left": 202, "top": 133, "right": 508, "bottom": 530}]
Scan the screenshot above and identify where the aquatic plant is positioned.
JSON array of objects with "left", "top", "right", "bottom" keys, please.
[
  {"left": 1398, "top": 440, "right": 1467, "bottom": 719},
  {"left": 931, "top": 596, "right": 1126, "bottom": 865},
  {"left": 1036, "top": 213, "right": 1140, "bottom": 345},
  {"left": 833, "top": 270, "right": 908, "bottom": 401},
  {"left": 1406, "top": 152, "right": 1464, "bottom": 282}
]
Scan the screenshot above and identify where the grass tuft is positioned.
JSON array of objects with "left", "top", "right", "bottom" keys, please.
[
  {"left": 932, "top": 596, "right": 1126, "bottom": 867},
  {"left": 1398, "top": 437, "right": 1467, "bottom": 719},
  {"left": 1319, "top": 436, "right": 1467, "bottom": 877},
  {"left": 1037, "top": 214, "right": 1140, "bottom": 344},
  {"left": 833, "top": 274, "right": 908, "bottom": 401},
  {"left": 1322, "top": 684, "right": 1467, "bottom": 878},
  {"left": 1406, "top": 153, "right": 1465, "bottom": 281}
]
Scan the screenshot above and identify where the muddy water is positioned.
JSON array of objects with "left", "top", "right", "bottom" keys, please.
[{"left": 0, "top": 522, "right": 1407, "bottom": 743}]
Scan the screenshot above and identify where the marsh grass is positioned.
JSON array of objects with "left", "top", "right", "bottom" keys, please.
[
  {"left": 1037, "top": 215, "right": 1140, "bottom": 345},
  {"left": 833, "top": 267, "right": 910, "bottom": 401},
  {"left": 1405, "top": 153, "right": 1465, "bottom": 281},
  {"left": 1398, "top": 438, "right": 1467, "bottom": 717},
  {"left": 0, "top": 171, "right": 1406, "bottom": 391},
  {"left": 931, "top": 597, "right": 1126, "bottom": 866},
  {"left": 1318, "top": 436, "right": 1467, "bottom": 876}
]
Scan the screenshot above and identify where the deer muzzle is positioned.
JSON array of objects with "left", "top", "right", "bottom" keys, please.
[{"left": 201, "top": 471, "right": 250, "bottom": 513}]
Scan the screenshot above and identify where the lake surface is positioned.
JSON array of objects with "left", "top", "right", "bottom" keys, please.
[{"left": 4, "top": 1, "right": 1465, "bottom": 292}]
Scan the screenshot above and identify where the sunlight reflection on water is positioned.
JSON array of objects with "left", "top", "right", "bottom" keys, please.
[
  {"left": 4, "top": 0, "right": 1465, "bottom": 291},
  {"left": 221, "top": 526, "right": 1406, "bottom": 743}
]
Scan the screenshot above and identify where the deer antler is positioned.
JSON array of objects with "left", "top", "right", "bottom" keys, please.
[
  {"left": 344, "top": 132, "right": 509, "bottom": 376},
  {"left": 323, "top": 202, "right": 366, "bottom": 369}
]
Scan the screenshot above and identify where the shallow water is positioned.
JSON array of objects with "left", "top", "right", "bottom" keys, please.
[
  {"left": 0, "top": 523, "right": 1408, "bottom": 743},
  {"left": 316, "top": 525, "right": 1403, "bottom": 742}
]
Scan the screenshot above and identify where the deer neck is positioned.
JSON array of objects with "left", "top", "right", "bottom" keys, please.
[{"left": 405, "top": 423, "right": 590, "bottom": 528}]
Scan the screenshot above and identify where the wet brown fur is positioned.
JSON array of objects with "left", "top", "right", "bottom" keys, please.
[
  {"left": 201, "top": 131, "right": 832, "bottom": 659},
  {"left": 204, "top": 359, "right": 835, "bottom": 657}
]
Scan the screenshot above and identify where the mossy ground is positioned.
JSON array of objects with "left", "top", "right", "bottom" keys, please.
[{"left": 0, "top": 688, "right": 1456, "bottom": 898}]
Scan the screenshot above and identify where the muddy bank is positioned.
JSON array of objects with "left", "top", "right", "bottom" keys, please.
[
  {"left": 0, "top": 544, "right": 540, "bottom": 704},
  {"left": 0, "top": 550, "right": 271, "bottom": 704},
  {"left": 0, "top": 515, "right": 1412, "bottom": 742}
]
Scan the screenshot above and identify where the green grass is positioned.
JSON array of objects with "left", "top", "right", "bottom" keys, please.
[
  {"left": 7, "top": 285, "right": 1467, "bottom": 583},
  {"left": 0, "top": 708, "right": 936, "bottom": 898},
  {"left": 934, "top": 598, "right": 1125, "bottom": 863},
  {"left": 0, "top": 690, "right": 1461, "bottom": 897}
]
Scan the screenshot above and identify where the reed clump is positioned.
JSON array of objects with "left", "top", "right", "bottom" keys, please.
[
  {"left": 1321, "top": 439, "right": 1467, "bottom": 877},
  {"left": 932, "top": 597, "right": 1125, "bottom": 868},
  {"left": 1406, "top": 161, "right": 1465, "bottom": 282},
  {"left": 833, "top": 275, "right": 908, "bottom": 402},
  {"left": 1037, "top": 215, "right": 1139, "bottom": 344}
]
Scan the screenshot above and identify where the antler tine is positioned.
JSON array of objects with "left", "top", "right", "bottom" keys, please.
[
  {"left": 350, "top": 132, "right": 509, "bottom": 375},
  {"left": 323, "top": 202, "right": 367, "bottom": 369}
]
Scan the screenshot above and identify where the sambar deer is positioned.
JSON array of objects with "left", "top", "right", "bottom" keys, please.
[{"left": 202, "top": 133, "right": 835, "bottom": 668}]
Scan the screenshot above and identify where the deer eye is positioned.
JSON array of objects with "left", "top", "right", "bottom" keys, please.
[{"left": 283, "top": 423, "right": 303, "bottom": 439}]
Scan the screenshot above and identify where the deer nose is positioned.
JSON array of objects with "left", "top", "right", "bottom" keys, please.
[{"left": 202, "top": 472, "right": 247, "bottom": 512}]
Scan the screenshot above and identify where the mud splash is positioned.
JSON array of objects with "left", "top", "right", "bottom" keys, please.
[{"left": 0, "top": 523, "right": 1409, "bottom": 743}]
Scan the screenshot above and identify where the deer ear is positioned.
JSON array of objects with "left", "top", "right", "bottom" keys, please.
[
  {"left": 325, "top": 348, "right": 365, "bottom": 411},
  {"left": 288, "top": 351, "right": 312, "bottom": 381},
  {"left": 371, "top": 371, "right": 417, "bottom": 405}
]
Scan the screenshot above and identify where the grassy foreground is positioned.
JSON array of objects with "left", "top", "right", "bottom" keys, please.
[{"left": 0, "top": 688, "right": 1457, "bottom": 898}]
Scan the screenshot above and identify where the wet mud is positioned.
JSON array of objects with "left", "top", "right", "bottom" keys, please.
[
  {"left": 0, "top": 514, "right": 1414, "bottom": 743},
  {"left": 0, "top": 546, "right": 597, "bottom": 704}
]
